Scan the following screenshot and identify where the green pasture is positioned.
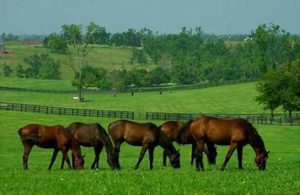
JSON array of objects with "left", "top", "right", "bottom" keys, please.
[
  {"left": 0, "top": 110, "right": 300, "bottom": 194},
  {"left": 1, "top": 42, "right": 136, "bottom": 80},
  {"left": 0, "top": 77, "right": 76, "bottom": 91},
  {"left": 0, "top": 80, "right": 277, "bottom": 114},
  {"left": 0, "top": 77, "right": 299, "bottom": 194}
]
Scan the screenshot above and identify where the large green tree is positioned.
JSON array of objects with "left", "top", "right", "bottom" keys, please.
[
  {"left": 60, "top": 23, "right": 100, "bottom": 101},
  {"left": 43, "top": 33, "right": 68, "bottom": 54},
  {"left": 256, "top": 60, "right": 300, "bottom": 119},
  {"left": 22, "top": 53, "right": 61, "bottom": 79}
]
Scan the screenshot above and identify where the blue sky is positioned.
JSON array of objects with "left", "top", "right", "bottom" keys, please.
[{"left": 2, "top": 0, "right": 300, "bottom": 35}]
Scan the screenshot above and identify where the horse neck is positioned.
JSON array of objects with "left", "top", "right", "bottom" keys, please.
[
  {"left": 176, "top": 120, "right": 192, "bottom": 144},
  {"left": 70, "top": 137, "right": 82, "bottom": 157},
  {"left": 249, "top": 130, "right": 266, "bottom": 156},
  {"left": 159, "top": 131, "right": 176, "bottom": 154}
]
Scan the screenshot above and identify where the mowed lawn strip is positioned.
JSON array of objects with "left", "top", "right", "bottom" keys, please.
[{"left": 0, "top": 82, "right": 275, "bottom": 114}]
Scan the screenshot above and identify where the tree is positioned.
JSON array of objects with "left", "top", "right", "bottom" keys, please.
[
  {"left": 61, "top": 23, "right": 99, "bottom": 101},
  {"left": 131, "top": 48, "right": 148, "bottom": 64},
  {"left": 15, "top": 64, "right": 27, "bottom": 78},
  {"left": 86, "top": 22, "right": 110, "bottom": 45},
  {"left": 251, "top": 23, "right": 291, "bottom": 73},
  {"left": 278, "top": 61, "right": 300, "bottom": 118},
  {"left": 2, "top": 64, "right": 13, "bottom": 77},
  {"left": 43, "top": 33, "right": 68, "bottom": 54},
  {"left": 256, "top": 69, "right": 281, "bottom": 119},
  {"left": 72, "top": 66, "right": 109, "bottom": 90},
  {"left": 149, "top": 67, "right": 170, "bottom": 86},
  {"left": 256, "top": 60, "right": 300, "bottom": 119},
  {"left": 22, "top": 53, "right": 61, "bottom": 79}
]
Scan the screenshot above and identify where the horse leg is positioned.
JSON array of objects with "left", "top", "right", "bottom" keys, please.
[
  {"left": 113, "top": 141, "right": 122, "bottom": 169},
  {"left": 162, "top": 149, "right": 167, "bottom": 166},
  {"left": 191, "top": 142, "right": 196, "bottom": 165},
  {"left": 91, "top": 144, "right": 103, "bottom": 169},
  {"left": 48, "top": 148, "right": 59, "bottom": 170},
  {"left": 134, "top": 144, "right": 148, "bottom": 170},
  {"left": 220, "top": 142, "right": 237, "bottom": 171},
  {"left": 22, "top": 143, "right": 33, "bottom": 170},
  {"left": 60, "top": 148, "right": 71, "bottom": 169},
  {"left": 237, "top": 145, "right": 243, "bottom": 170},
  {"left": 205, "top": 142, "right": 217, "bottom": 165},
  {"left": 195, "top": 140, "right": 205, "bottom": 171},
  {"left": 148, "top": 146, "right": 154, "bottom": 170}
]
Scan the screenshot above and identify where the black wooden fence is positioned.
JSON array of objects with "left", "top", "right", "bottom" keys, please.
[
  {"left": 145, "top": 112, "right": 300, "bottom": 125},
  {"left": 0, "top": 102, "right": 134, "bottom": 119},
  {"left": 1, "top": 102, "right": 299, "bottom": 125}
]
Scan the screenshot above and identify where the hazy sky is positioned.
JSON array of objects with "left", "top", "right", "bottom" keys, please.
[{"left": 2, "top": 0, "right": 300, "bottom": 35}]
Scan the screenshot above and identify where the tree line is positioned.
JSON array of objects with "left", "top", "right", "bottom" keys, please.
[{"left": 1, "top": 23, "right": 300, "bottom": 115}]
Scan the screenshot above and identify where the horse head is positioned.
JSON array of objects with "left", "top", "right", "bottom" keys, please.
[
  {"left": 73, "top": 153, "right": 85, "bottom": 169},
  {"left": 169, "top": 150, "right": 181, "bottom": 169},
  {"left": 255, "top": 151, "right": 269, "bottom": 170},
  {"left": 107, "top": 150, "right": 119, "bottom": 170}
]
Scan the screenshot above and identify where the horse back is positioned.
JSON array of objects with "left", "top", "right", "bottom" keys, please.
[
  {"left": 191, "top": 116, "right": 252, "bottom": 145},
  {"left": 19, "top": 124, "right": 69, "bottom": 148},
  {"left": 108, "top": 120, "right": 158, "bottom": 145},
  {"left": 159, "top": 121, "right": 184, "bottom": 141},
  {"left": 67, "top": 122, "right": 107, "bottom": 146}
]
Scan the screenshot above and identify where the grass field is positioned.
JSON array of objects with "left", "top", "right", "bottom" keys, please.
[
  {"left": 0, "top": 79, "right": 276, "bottom": 114},
  {"left": 0, "top": 110, "right": 300, "bottom": 194},
  {"left": 1, "top": 41, "right": 137, "bottom": 80},
  {"left": 0, "top": 77, "right": 299, "bottom": 194}
]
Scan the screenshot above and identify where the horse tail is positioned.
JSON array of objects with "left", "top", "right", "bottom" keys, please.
[
  {"left": 96, "top": 123, "right": 115, "bottom": 156},
  {"left": 176, "top": 119, "right": 193, "bottom": 144}
]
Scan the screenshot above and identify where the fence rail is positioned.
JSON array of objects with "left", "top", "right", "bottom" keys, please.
[
  {"left": 0, "top": 102, "right": 134, "bottom": 119},
  {"left": 145, "top": 112, "right": 300, "bottom": 125},
  {"left": 0, "top": 102, "right": 299, "bottom": 125}
]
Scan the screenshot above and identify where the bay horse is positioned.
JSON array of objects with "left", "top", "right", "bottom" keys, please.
[
  {"left": 18, "top": 124, "right": 85, "bottom": 170},
  {"left": 108, "top": 119, "right": 180, "bottom": 170},
  {"left": 159, "top": 120, "right": 217, "bottom": 166},
  {"left": 66, "top": 122, "right": 118, "bottom": 170},
  {"left": 181, "top": 116, "right": 269, "bottom": 171}
]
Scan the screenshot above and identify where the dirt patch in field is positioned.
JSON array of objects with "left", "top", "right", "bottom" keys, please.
[{"left": 22, "top": 41, "right": 43, "bottom": 46}]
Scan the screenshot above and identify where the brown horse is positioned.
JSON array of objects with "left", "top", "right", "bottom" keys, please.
[
  {"left": 18, "top": 124, "right": 85, "bottom": 170},
  {"left": 181, "top": 116, "right": 269, "bottom": 171},
  {"left": 108, "top": 119, "right": 180, "bottom": 170},
  {"left": 159, "top": 120, "right": 217, "bottom": 166},
  {"left": 66, "top": 122, "right": 118, "bottom": 170}
]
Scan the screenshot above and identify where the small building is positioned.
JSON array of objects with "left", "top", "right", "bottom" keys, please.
[{"left": 0, "top": 43, "right": 5, "bottom": 54}]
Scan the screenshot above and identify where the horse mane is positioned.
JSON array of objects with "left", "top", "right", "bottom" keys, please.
[
  {"left": 176, "top": 119, "right": 193, "bottom": 144},
  {"left": 95, "top": 123, "right": 115, "bottom": 156},
  {"left": 158, "top": 130, "right": 177, "bottom": 154},
  {"left": 244, "top": 120, "right": 266, "bottom": 152}
]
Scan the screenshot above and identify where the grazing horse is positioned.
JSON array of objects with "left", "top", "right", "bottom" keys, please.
[
  {"left": 159, "top": 121, "right": 217, "bottom": 166},
  {"left": 66, "top": 122, "right": 118, "bottom": 169},
  {"left": 182, "top": 116, "right": 269, "bottom": 171},
  {"left": 18, "top": 124, "right": 84, "bottom": 170},
  {"left": 108, "top": 119, "right": 180, "bottom": 170}
]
